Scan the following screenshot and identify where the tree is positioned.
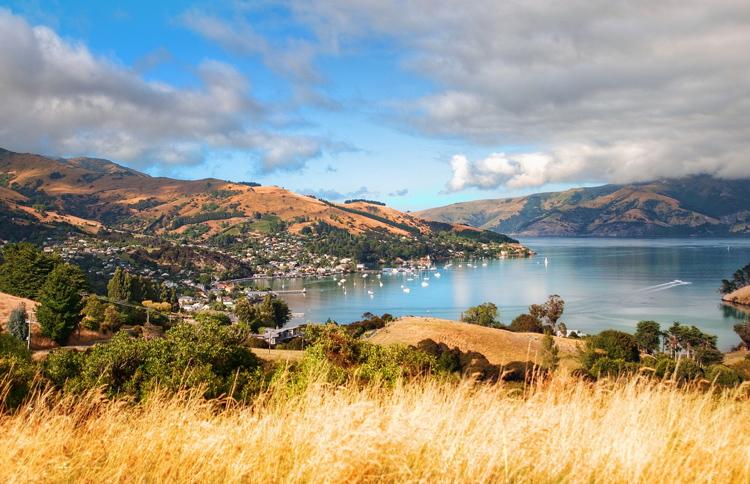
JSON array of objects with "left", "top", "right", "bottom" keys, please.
[
  {"left": 665, "top": 322, "right": 721, "bottom": 366},
  {"left": 195, "top": 310, "right": 232, "bottom": 326},
  {"left": 101, "top": 305, "right": 123, "bottom": 333},
  {"left": 529, "top": 295, "right": 565, "bottom": 332},
  {"left": 7, "top": 303, "right": 28, "bottom": 342},
  {"left": 0, "top": 242, "right": 60, "bottom": 298},
  {"left": 634, "top": 321, "right": 662, "bottom": 354},
  {"left": 580, "top": 330, "right": 639, "bottom": 370},
  {"left": 541, "top": 333, "right": 559, "bottom": 372},
  {"left": 509, "top": 313, "right": 544, "bottom": 333},
  {"left": 36, "top": 264, "right": 87, "bottom": 344},
  {"left": 460, "top": 302, "right": 501, "bottom": 328},
  {"left": 80, "top": 295, "right": 106, "bottom": 330}
]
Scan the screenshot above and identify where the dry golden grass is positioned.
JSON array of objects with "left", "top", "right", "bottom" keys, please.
[
  {"left": 723, "top": 286, "right": 750, "bottom": 307},
  {"left": 2, "top": 375, "right": 749, "bottom": 483},
  {"left": 250, "top": 347, "right": 304, "bottom": 362},
  {"left": 0, "top": 291, "right": 36, "bottom": 327},
  {"left": 368, "top": 317, "right": 582, "bottom": 370}
]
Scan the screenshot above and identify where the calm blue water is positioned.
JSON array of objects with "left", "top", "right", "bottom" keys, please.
[{"left": 261, "top": 238, "right": 750, "bottom": 350}]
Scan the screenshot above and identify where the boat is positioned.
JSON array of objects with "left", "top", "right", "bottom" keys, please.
[
  {"left": 421, "top": 281, "right": 429, "bottom": 287},
  {"left": 434, "top": 272, "right": 441, "bottom": 278},
  {"left": 403, "top": 287, "right": 411, "bottom": 293}
]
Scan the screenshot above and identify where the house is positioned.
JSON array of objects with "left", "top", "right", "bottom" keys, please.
[{"left": 261, "top": 324, "right": 306, "bottom": 345}]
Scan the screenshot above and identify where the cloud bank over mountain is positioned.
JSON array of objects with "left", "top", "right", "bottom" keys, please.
[{"left": 290, "top": 0, "right": 750, "bottom": 189}]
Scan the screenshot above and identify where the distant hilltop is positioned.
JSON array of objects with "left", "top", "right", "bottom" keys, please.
[
  {"left": 0, "top": 147, "right": 514, "bottom": 244},
  {"left": 416, "top": 175, "right": 750, "bottom": 237}
]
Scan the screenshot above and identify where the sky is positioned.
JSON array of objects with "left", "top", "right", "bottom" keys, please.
[{"left": 0, "top": 1, "right": 748, "bottom": 211}]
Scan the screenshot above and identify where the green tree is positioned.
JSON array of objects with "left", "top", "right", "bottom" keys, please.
[
  {"left": 461, "top": 302, "right": 501, "bottom": 328},
  {"left": 509, "top": 313, "right": 544, "bottom": 333},
  {"left": 580, "top": 330, "right": 640, "bottom": 370},
  {"left": 36, "top": 264, "right": 87, "bottom": 344},
  {"left": 541, "top": 333, "right": 559, "bottom": 372},
  {"left": 7, "top": 303, "right": 28, "bottom": 342},
  {"left": 529, "top": 295, "right": 565, "bottom": 332},
  {"left": 634, "top": 321, "right": 662, "bottom": 354},
  {"left": 80, "top": 295, "right": 106, "bottom": 330},
  {"left": 0, "top": 242, "right": 60, "bottom": 298},
  {"left": 101, "top": 305, "right": 123, "bottom": 333}
]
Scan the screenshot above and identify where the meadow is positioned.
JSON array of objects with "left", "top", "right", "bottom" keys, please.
[{"left": 2, "top": 373, "right": 749, "bottom": 483}]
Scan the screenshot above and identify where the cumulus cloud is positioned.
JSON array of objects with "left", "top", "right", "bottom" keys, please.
[
  {"left": 180, "top": 9, "right": 339, "bottom": 109},
  {"left": 0, "top": 8, "right": 325, "bottom": 171},
  {"left": 302, "top": 186, "right": 376, "bottom": 201},
  {"left": 388, "top": 188, "right": 409, "bottom": 197},
  {"left": 291, "top": 0, "right": 750, "bottom": 188}
]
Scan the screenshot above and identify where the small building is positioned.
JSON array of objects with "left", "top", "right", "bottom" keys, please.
[{"left": 261, "top": 325, "right": 306, "bottom": 346}]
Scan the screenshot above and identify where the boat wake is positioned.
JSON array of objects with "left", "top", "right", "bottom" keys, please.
[{"left": 636, "top": 280, "right": 692, "bottom": 294}]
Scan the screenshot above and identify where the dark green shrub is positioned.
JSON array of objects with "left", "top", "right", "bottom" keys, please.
[
  {"left": 704, "top": 364, "right": 741, "bottom": 387},
  {"left": 580, "top": 330, "right": 639, "bottom": 370},
  {"left": 276, "top": 337, "right": 304, "bottom": 350},
  {"left": 195, "top": 310, "right": 232, "bottom": 326},
  {"left": 42, "top": 349, "right": 85, "bottom": 389},
  {"left": 0, "top": 333, "right": 34, "bottom": 410},
  {"left": 589, "top": 357, "right": 639, "bottom": 378},
  {"left": 509, "top": 314, "right": 543, "bottom": 333}
]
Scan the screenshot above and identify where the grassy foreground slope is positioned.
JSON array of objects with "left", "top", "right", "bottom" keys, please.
[
  {"left": 1, "top": 378, "right": 749, "bottom": 482},
  {"left": 368, "top": 317, "right": 581, "bottom": 369}
]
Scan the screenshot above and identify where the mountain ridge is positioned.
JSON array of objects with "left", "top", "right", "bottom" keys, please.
[
  {"left": 415, "top": 176, "right": 750, "bottom": 237},
  {"left": 0, "top": 148, "right": 510, "bottom": 243}
]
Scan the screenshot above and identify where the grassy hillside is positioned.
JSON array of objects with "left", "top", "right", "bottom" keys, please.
[
  {"left": 416, "top": 176, "right": 750, "bottom": 237},
  {"left": 1, "top": 376, "right": 748, "bottom": 482},
  {"left": 368, "top": 317, "right": 581, "bottom": 370},
  {"left": 0, "top": 147, "right": 501, "bottom": 242}
]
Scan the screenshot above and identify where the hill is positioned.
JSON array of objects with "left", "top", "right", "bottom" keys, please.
[
  {"left": 367, "top": 317, "right": 581, "bottom": 370},
  {"left": 416, "top": 176, "right": 750, "bottom": 237},
  {"left": 0, "top": 147, "right": 511, "bottom": 243},
  {"left": 722, "top": 286, "right": 750, "bottom": 307}
]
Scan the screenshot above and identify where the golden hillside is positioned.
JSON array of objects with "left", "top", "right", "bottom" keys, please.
[
  {"left": 368, "top": 317, "right": 581, "bottom": 369},
  {"left": 0, "top": 148, "right": 494, "bottom": 240}
]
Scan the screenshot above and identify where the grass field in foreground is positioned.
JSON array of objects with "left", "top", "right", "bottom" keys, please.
[{"left": 1, "top": 375, "right": 749, "bottom": 483}]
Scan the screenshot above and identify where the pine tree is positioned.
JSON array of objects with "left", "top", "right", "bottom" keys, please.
[
  {"left": 7, "top": 303, "right": 28, "bottom": 342},
  {"left": 107, "top": 267, "right": 126, "bottom": 301},
  {"left": 0, "top": 242, "right": 61, "bottom": 298},
  {"left": 36, "top": 264, "right": 87, "bottom": 344}
]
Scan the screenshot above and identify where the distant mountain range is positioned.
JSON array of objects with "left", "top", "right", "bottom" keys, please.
[
  {"left": 0, "top": 148, "right": 506, "bottom": 243},
  {"left": 415, "top": 176, "right": 750, "bottom": 237}
]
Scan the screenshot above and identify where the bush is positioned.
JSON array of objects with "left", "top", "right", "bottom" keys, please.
[
  {"left": 246, "top": 336, "right": 270, "bottom": 349},
  {"left": 7, "top": 304, "right": 28, "bottom": 342},
  {"left": 704, "top": 364, "right": 741, "bottom": 387},
  {"left": 195, "top": 310, "right": 232, "bottom": 326},
  {"left": 589, "top": 357, "right": 639, "bottom": 378},
  {"left": 43, "top": 349, "right": 85, "bottom": 390},
  {"left": 580, "top": 330, "right": 640, "bottom": 370},
  {"left": 509, "top": 314, "right": 543, "bottom": 333},
  {"left": 276, "top": 337, "right": 304, "bottom": 350},
  {"left": 66, "top": 321, "right": 262, "bottom": 400},
  {"left": 0, "top": 333, "right": 34, "bottom": 410}
]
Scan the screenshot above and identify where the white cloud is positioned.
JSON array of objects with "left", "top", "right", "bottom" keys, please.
[
  {"left": 0, "top": 8, "right": 326, "bottom": 172},
  {"left": 291, "top": 0, "right": 750, "bottom": 188}
]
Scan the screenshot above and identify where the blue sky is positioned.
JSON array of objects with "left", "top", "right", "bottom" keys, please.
[{"left": 1, "top": 1, "right": 747, "bottom": 210}]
